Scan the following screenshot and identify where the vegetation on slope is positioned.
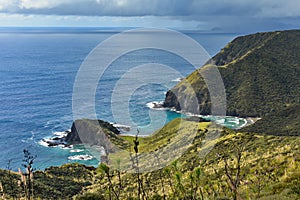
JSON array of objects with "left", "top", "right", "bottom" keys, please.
[
  {"left": 242, "top": 104, "right": 300, "bottom": 135},
  {"left": 78, "top": 119, "right": 300, "bottom": 200},
  {"left": 0, "top": 119, "right": 299, "bottom": 199},
  {"left": 1, "top": 30, "right": 299, "bottom": 199},
  {"left": 163, "top": 30, "right": 300, "bottom": 135},
  {"left": 0, "top": 161, "right": 94, "bottom": 199}
]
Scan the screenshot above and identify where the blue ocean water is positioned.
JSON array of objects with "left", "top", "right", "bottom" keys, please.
[{"left": 0, "top": 28, "right": 240, "bottom": 170}]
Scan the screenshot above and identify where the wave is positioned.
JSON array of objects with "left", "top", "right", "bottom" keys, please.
[
  {"left": 233, "top": 117, "right": 240, "bottom": 123},
  {"left": 237, "top": 118, "right": 248, "bottom": 128},
  {"left": 171, "top": 77, "right": 183, "bottom": 82},
  {"left": 38, "top": 133, "right": 73, "bottom": 149},
  {"left": 38, "top": 137, "right": 74, "bottom": 149},
  {"left": 169, "top": 110, "right": 248, "bottom": 129},
  {"left": 38, "top": 139, "right": 50, "bottom": 147},
  {"left": 146, "top": 101, "right": 168, "bottom": 111},
  {"left": 68, "top": 155, "right": 94, "bottom": 161},
  {"left": 53, "top": 131, "right": 69, "bottom": 138},
  {"left": 70, "top": 149, "right": 84, "bottom": 153},
  {"left": 38, "top": 129, "right": 71, "bottom": 148},
  {"left": 215, "top": 118, "right": 225, "bottom": 124},
  {"left": 60, "top": 144, "right": 73, "bottom": 150},
  {"left": 21, "top": 131, "right": 36, "bottom": 143},
  {"left": 146, "top": 102, "right": 248, "bottom": 129},
  {"left": 111, "top": 123, "right": 131, "bottom": 133},
  {"left": 185, "top": 112, "right": 202, "bottom": 117},
  {"left": 42, "top": 137, "right": 65, "bottom": 145}
]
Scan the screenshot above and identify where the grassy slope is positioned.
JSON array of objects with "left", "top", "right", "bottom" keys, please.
[
  {"left": 120, "top": 118, "right": 210, "bottom": 153},
  {"left": 82, "top": 119, "right": 300, "bottom": 199},
  {"left": 165, "top": 30, "right": 300, "bottom": 135},
  {"left": 106, "top": 118, "right": 210, "bottom": 173},
  {"left": 1, "top": 119, "right": 299, "bottom": 199}
]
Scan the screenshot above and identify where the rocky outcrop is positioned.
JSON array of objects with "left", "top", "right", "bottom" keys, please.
[
  {"left": 162, "top": 90, "right": 181, "bottom": 110},
  {"left": 65, "top": 119, "right": 128, "bottom": 153},
  {"left": 163, "top": 70, "right": 211, "bottom": 115},
  {"left": 65, "top": 119, "right": 119, "bottom": 144}
]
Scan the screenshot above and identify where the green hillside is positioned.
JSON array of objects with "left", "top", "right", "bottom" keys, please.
[
  {"left": 82, "top": 119, "right": 300, "bottom": 200},
  {"left": 1, "top": 30, "right": 299, "bottom": 199},
  {"left": 1, "top": 119, "right": 299, "bottom": 199},
  {"left": 242, "top": 104, "right": 300, "bottom": 135},
  {"left": 163, "top": 30, "right": 300, "bottom": 135}
]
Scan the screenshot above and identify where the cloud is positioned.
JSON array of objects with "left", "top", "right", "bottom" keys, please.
[
  {"left": 0, "top": 0, "right": 299, "bottom": 18},
  {"left": 0, "top": 0, "right": 18, "bottom": 11},
  {"left": 0, "top": 0, "right": 299, "bottom": 32},
  {"left": 257, "top": 0, "right": 300, "bottom": 18},
  {"left": 19, "top": 0, "right": 70, "bottom": 9}
]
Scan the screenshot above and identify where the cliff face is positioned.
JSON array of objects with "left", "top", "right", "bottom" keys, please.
[
  {"left": 163, "top": 90, "right": 181, "bottom": 110},
  {"left": 163, "top": 30, "right": 300, "bottom": 135},
  {"left": 162, "top": 73, "right": 211, "bottom": 115},
  {"left": 65, "top": 119, "right": 129, "bottom": 153},
  {"left": 65, "top": 122, "right": 82, "bottom": 144}
]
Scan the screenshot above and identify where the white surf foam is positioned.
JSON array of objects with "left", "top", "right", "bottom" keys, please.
[
  {"left": 215, "top": 118, "right": 225, "bottom": 124},
  {"left": 146, "top": 101, "right": 168, "bottom": 110},
  {"left": 70, "top": 149, "right": 84, "bottom": 153},
  {"left": 53, "top": 131, "right": 68, "bottom": 138},
  {"left": 171, "top": 77, "right": 183, "bottom": 82},
  {"left": 238, "top": 118, "right": 248, "bottom": 128},
  {"left": 68, "top": 155, "right": 94, "bottom": 161},
  {"left": 60, "top": 144, "right": 73, "bottom": 149},
  {"left": 38, "top": 140, "right": 50, "bottom": 147},
  {"left": 111, "top": 123, "right": 131, "bottom": 132}
]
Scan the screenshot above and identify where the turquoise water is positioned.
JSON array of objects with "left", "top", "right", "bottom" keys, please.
[{"left": 0, "top": 28, "right": 240, "bottom": 170}]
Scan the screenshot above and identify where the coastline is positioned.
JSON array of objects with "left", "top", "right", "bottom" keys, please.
[{"left": 146, "top": 100, "right": 254, "bottom": 129}]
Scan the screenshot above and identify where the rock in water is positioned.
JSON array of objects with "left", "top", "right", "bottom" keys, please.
[{"left": 65, "top": 119, "right": 129, "bottom": 153}]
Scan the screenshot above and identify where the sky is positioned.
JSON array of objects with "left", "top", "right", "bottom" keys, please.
[{"left": 0, "top": 0, "right": 299, "bottom": 33}]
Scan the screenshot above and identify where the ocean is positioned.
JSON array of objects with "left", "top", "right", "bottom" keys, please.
[{"left": 0, "top": 28, "right": 242, "bottom": 170}]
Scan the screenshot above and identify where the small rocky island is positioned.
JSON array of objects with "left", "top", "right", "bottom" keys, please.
[{"left": 41, "top": 119, "right": 132, "bottom": 154}]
